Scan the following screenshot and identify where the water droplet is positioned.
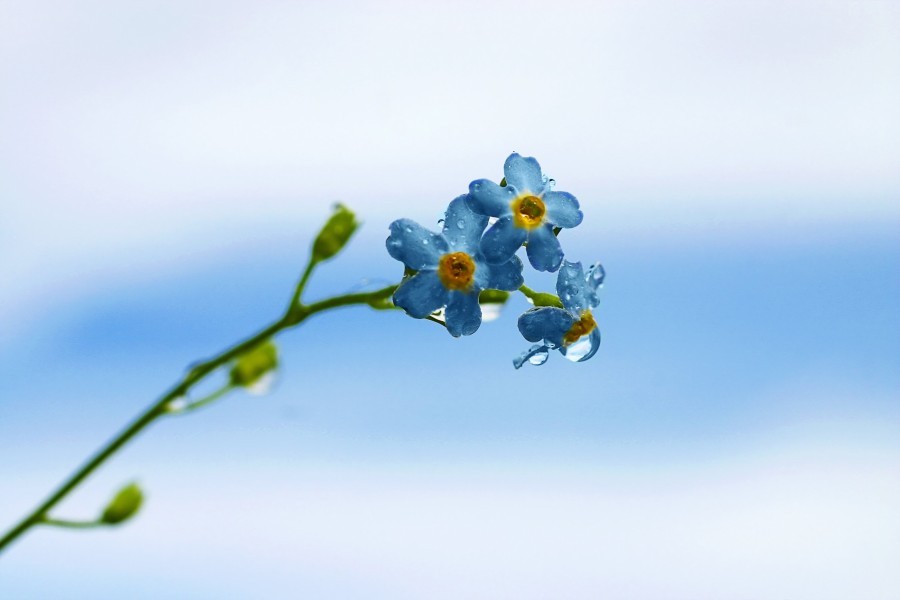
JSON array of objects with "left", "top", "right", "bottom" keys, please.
[
  {"left": 405, "top": 226, "right": 413, "bottom": 233},
  {"left": 473, "top": 182, "right": 481, "bottom": 191},
  {"left": 165, "top": 397, "right": 189, "bottom": 413},
  {"left": 481, "top": 303, "right": 502, "bottom": 322},
  {"left": 437, "top": 218, "right": 445, "bottom": 225},
  {"left": 456, "top": 220, "right": 465, "bottom": 230},
  {"left": 422, "top": 238, "right": 429, "bottom": 245},
  {"left": 247, "top": 371, "right": 276, "bottom": 396},
  {"left": 430, "top": 307, "right": 446, "bottom": 324},
  {"left": 563, "top": 330, "right": 600, "bottom": 363},
  {"left": 529, "top": 350, "right": 549, "bottom": 365}
]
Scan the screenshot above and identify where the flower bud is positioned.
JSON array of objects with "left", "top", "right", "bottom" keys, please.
[
  {"left": 312, "top": 204, "right": 359, "bottom": 263},
  {"left": 101, "top": 483, "right": 144, "bottom": 525},
  {"left": 229, "top": 341, "right": 278, "bottom": 388}
]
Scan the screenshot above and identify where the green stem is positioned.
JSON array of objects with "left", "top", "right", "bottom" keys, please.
[
  {"left": 517, "top": 284, "right": 564, "bottom": 308},
  {"left": 165, "top": 383, "right": 234, "bottom": 416},
  {"left": 39, "top": 518, "right": 105, "bottom": 530},
  {"left": 0, "top": 281, "right": 399, "bottom": 555},
  {"left": 288, "top": 257, "right": 318, "bottom": 309}
]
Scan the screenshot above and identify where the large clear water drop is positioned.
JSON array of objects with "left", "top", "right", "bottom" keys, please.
[{"left": 563, "top": 329, "right": 601, "bottom": 363}]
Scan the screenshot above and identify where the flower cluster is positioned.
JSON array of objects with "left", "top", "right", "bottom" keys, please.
[{"left": 386, "top": 153, "right": 603, "bottom": 367}]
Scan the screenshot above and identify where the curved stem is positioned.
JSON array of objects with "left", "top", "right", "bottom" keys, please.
[
  {"left": 39, "top": 518, "right": 105, "bottom": 530},
  {"left": 165, "top": 383, "right": 234, "bottom": 416},
  {"left": 0, "top": 282, "right": 399, "bottom": 555},
  {"left": 517, "top": 284, "right": 564, "bottom": 308}
]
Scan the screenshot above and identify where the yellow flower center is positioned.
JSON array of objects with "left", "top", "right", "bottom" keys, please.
[
  {"left": 510, "top": 195, "right": 546, "bottom": 229},
  {"left": 437, "top": 252, "right": 476, "bottom": 291},
  {"left": 563, "top": 311, "right": 597, "bottom": 345}
]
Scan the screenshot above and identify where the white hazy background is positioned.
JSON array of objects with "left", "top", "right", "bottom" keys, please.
[{"left": 1, "top": 1, "right": 899, "bottom": 599}]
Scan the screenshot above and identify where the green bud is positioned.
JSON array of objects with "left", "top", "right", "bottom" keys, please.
[
  {"left": 229, "top": 341, "right": 279, "bottom": 388},
  {"left": 101, "top": 483, "right": 144, "bottom": 525},
  {"left": 529, "top": 292, "right": 565, "bottom": 308},
  {"left": 478, "top": 289, "right": 510, "bottom": 304},
  {"left": 312, "top": 204, "right": 359, "bottom": 263}
]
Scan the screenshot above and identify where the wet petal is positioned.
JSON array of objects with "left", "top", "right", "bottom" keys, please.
[
  {"left": 503, "top": 153, "right": 545, "bottom": 195},
  {"left": 442, "top": 195, "right": 488, "bottom": 252},
  {"left": 525, "top": 225, "right": 564, "bottom": 272},
  {"left": 386, "top": 219, "right": 448, "bottom": 270},
  {"left": 517, "top": 306, "right": 574, "bottom": 347},
  {"left": 393, "top": 271, "right": 448, "bottom": 318},
  {"left": 513, "top": 343, "right": 552, "bottom": 369},
  {"left": 556, "top": 260, "right": 591, "bottom": 313},
  {"left": 543, "top": 191, "right": 583, "bottom": 228},
  {"left": 480, "top": 216, "right": 527, "bottom": 265},
  {"left": 476, "top": 255, "right": 524, "bottom": 291},
  {"left": 445, "top": 290, "right": 482, "bottom": 337},
  {"left": 467, "top": 180, "right": 516, "bottom": 217}
]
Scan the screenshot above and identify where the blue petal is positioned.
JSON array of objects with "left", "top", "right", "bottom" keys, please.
[
  {"left": 517, "top": 307, "right": 574, "bottom": 347},
  {"left": 480, "top": 216, "right": 527, "bottom": 265},
  {"left": 525, "top": 225, "right": 564, "bottom": 272},
  {"left": 584, "top": 262, "right": 605, "bottom": 307},
  {"left": 467, "top": 180, "right": 516, "bottom": 217},
  {"left": 513, "top": 343, "right": 552, "bottom": 369},
  {"left": 556, "top": 260, "right": 591, "bottom": 314},
  {"left": 393, "top": 271, "right": 448, "bottom": 318},
  {"left": 442, "top": 195, "right": 488, "bottom": 253},
  {"left": 503, "top": 153, "right": 545, "bottom": 195},
  {"left": 543, "top": 191, "right": 583, "bottom": 228},
  {"left": 476, "top": 255, "right": 524, "bottom": 290},
  {"left": 445, "top": 290, "right": 482, "bottom": 337},
  {"left": 386, "top": 219, "right": 448, "bottom": 270}
]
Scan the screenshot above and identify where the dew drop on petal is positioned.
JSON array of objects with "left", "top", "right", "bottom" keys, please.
[
  {"left": 405, "top": 226, "right": 413, "bottom": 233},
  {"left": 473, "top": 182, "right": 481, "bottom": 191},
  {"left": 456, "top": 220, "right": 465, "bottom": 230},
  {"left": 422, "top": 238, "right": 429, "bottom": 245},
  {"left": 563, "top": 331, "right": 600, "bottom": 363},
  {"left": 529, "top": 350, "right": 549, "bottom": 365}
]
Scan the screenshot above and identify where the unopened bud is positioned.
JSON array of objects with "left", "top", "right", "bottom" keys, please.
[
  {"left": 229, "top": 341, "right": 278, "bottom": 388},
  {"left": 312, "top": 204, "right": 359, "bottom": 263},
  {"left": 101, "top": 483, "right": 144, "bottom": 525}
]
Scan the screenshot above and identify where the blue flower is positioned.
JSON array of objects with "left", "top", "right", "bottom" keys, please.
[
  {"left": 513, "top": 260, "right": 604, "bottom": 368},
  {"left": 387, "top": 195, "right": 525, "bottom": 337},
  {"left": 467, "top": 153, "right": 583, "bottom": 273}
]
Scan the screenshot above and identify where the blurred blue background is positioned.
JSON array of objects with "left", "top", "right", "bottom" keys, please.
[{"left": 1, "top": 1, "right": 898, "bottom": 598}]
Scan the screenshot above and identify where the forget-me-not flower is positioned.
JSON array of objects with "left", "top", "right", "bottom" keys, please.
[
  {"left": 387, "top": 196, "right": 525, "bottom": 337},
  {"left": 467, "top": 153, "right": 583, "bottom": 273},
  {"left": 513, "top": 260, "right": 604, "bottom": 368}
]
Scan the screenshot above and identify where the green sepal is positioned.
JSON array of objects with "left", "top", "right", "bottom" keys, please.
[
  {"left": 312, "top": 204, "right": 359, "bottom": 263},
  {"left": 479, "top": 289, "right": 510, "bottom": 304},
  {"left": 230, "top": 341, "right": 278, "bottom": 387},
  {"left": 101, "top": 483, "right": 144, "bottom": 525}
]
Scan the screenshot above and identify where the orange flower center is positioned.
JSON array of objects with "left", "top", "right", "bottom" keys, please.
[
  {"left": 437, "top": 252, "right": 476, "bottom": 291},
  {"left": 563, "top": 311, "right": 597, "bottom": 345},
  {"left": 510, "top": 195, "right": 546, "bottom": 229}
]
